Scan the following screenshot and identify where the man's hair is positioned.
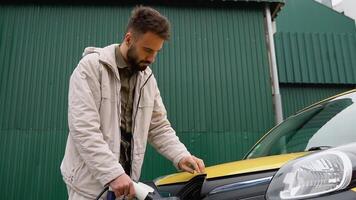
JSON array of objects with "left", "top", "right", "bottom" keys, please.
[{"left": 127, "top": 6, "right": 170, "bottom": 40}]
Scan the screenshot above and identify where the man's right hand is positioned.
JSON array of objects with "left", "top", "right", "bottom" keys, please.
[{"left": 109, "top": 173, "right": 135, "bottom": 199}]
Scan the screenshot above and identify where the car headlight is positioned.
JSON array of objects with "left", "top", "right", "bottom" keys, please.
[{"left": 266, "top": 149, "right": 354, "bottom": 200}]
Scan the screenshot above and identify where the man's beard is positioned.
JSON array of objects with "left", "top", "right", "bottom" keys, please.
[{"left": 127, "top": 46, "right": 151, "bottom": 72}]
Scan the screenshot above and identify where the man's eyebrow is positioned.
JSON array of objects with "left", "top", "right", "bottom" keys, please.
[{"left": 143, "top": 46, "right": 161, "bottom": 52}]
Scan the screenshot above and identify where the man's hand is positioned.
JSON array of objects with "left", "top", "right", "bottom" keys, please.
[
  {"left": 178, "top": 155, "right": 205, "bottom": 174},
  {"left": 109, "top": 173, "right": 135, "bottom": 199}
]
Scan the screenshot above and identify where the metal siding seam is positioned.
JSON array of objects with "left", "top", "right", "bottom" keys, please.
[
  {"left": 242, "top": 9, "right": 253, "bottom": 135},
  {"left": 345, "top": 34, "right": 355, "bottom": 83},
  {"left": 240, "top": 8, "right": 249, "bottom": 136},
  {"left": 298, "top": 33, "right": 307, "bottom": 83},
  {"left": 280, "top": 33, "right": 287, "bottom": 82},
  {"left": 326, "top": 33, "right": 335, "bottom": 83},
  {"left": 222, "top": 9, "right": 230, "bottom": 132},
  {"left": 214, "top": 9, "right": 224, "bottom": 131},
  {"left": 309, "top": 33, "right": 317, "bottom": 83},
  {"left": 210, "top": 10, "right": 220, "bottom": 160},
  {"left": 23, "top": 8, "right": 34, "bottom": 129},
  {"left": 224, "top": 9, "right": 234, "bottom": 159},
  {"left": 195, "top": 8, "right": 203, "bottom": 132},
  {"left": 291, "top": 33, "right": 301, "bottom": 82},
  {"left": 18, "top": 8, "right": 31, "bottom": 130},
  {"left": 188, "top": 8, "right": 195, "bottom": 132},
  {"left": 329, "top": 33, "right": 338, "bottom": 83},
  {"left": 313, "top": 33, "right": 323, "bottom": 83},
  {"left": 206, "top": 9, "right": 216, "bottom": 131},
  {"left": 34, "top": 7, "right": 46, "bottom": 129},
  {"left": 186, "top": 8, "right": 193, "bottom": 131},
  {"left": 218, "top": 8, "right": 226, "bottom": 160},
  {"left": 303, "top": 33, "right": 311, "bottom": 83},
  {"left": 0, "top": 8, "right": 10, "bottom": 129},
  {"left": 333, "top": 34, "right": 343, "bottom": 83},
  {"left": 349, "top": 35, "right": 356, "bottom": 83},
  {"left": 341, "top": 34, "right": 351, "bottom": 83},
  {"left": 224, "top": 9, "right": 233, "bottom": 132},
  {"left": 253, "top": 10, "right": 263, "bottom": 129},
  {"left": 169, "top": 10, "right": 178, "bottom": 129},
  {"left": 236, "top": 10, "right": 246, "bottom": 156},
  {"left": 9, "top": 11, "right": 23, "bottom": 130},
  {"left": 52, "top": 7, "right": 61, "bottom": 129},
  {"left": 282, "top": 33, "right": 289, "bottom": 82},
  {"left": 282, "top": 33, "right": 288, "bottom": 83},
  {"left": 320, "top": 33, "right": 331, "bottom": 83},
  {"left": 0, "top": 133, "right": 7, "bottom": 197},
  {"left": 57, "top": 9, "right": 66, "bottom": 130},
  {"left": 198, "top": 8, "right": 207, "bottom": 131},
  {"left": 179, "top": 9, "right": 185, "bottom": 131},
  {"left": 249, "top": 10, "right": 259, "bottom": 131},
  {"left": 49, "top": 7, "right": 58, "bottom": 129},
  {"left": 176, "top": 9, "right": 183, "bottom": 131},
  {"left": 232, "top": 10, "right": 244, "bottom": 137},
  {"left": 28, "top": 7, "right": 38, "bottom": 129},
  {"left": 238, "top": 9, "right": 248, "bottom": 133},
  {"left": 286, "top": 32, "right": 294, "bottom": 82},
  {"left": 2, "top": 10, "right": 13, "bottom": 129},
  {"left": 305, "top": 33, "right": 314, "bottom": 83},
  {"left": 44, "top": 7, "right": 51, "bottom": 129},
  {"left": 250, "top": 10, "right": 260, "bottom": 130},
  {"left": 246, "top": 9, "right": 256, "bottom": 150}
]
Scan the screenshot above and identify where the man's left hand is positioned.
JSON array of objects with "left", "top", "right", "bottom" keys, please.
[{"left": 178, "top": 155, "right": 205, "bottom": 174}]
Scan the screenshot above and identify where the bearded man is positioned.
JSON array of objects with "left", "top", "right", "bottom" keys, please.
[{"left": 60, "top": 5, "right": 205, "bottom": 200}]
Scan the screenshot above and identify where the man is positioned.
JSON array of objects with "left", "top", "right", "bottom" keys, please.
[{"left": 60, "top": 5, "right": 205, "bottom": 200}]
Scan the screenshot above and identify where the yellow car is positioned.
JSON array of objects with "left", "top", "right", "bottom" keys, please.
[{"left": 151, "top": 89, "right": 356, "bottom": 200}]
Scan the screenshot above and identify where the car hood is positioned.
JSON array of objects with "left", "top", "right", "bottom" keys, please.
[{"left": 155, "top": 152, "right": 308, "bottom": 186}]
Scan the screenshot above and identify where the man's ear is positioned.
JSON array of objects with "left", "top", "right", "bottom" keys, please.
[{"left": 124, "top": 32, "right": 132, "bottom": 46}]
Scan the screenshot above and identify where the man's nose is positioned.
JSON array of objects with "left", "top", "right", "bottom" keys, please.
[{"left": 146, "top": 54, "right": 155, "bottom": 64}]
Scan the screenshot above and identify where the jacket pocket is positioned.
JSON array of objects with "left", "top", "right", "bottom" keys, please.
[{"left": 138, "top": 88, "right": 154, "bottom": 108}]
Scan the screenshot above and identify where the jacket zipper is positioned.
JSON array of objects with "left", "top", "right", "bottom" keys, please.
[{"left": 130, "top": 72, "right": 153, "bottom": 178}]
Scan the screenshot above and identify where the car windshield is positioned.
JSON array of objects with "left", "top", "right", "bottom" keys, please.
[{"left": 246, "top": 91, "right": 356, "bottom": 159}]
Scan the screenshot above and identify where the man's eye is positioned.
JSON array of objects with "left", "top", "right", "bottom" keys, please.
[{"left": 145, "top": 48, "right": 153, "bottom": 54}]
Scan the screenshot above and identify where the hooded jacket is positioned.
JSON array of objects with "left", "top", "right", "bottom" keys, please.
[{"left": 60, "top": 44, "right": 190, "bottom": 198}]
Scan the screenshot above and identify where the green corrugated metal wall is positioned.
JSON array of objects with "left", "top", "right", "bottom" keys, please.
[
  {"left": 0, "top": 4, "right": 274, "bottom": 199},
  {"left": 275, "top": 32, "right": 356, "bottom": 84}
]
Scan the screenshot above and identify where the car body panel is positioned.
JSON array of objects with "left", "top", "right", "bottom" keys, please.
[{"left": 155, "top": 152, "right": 307, "bottom": 186}]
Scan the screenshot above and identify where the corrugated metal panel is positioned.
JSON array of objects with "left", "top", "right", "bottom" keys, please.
[
  {"left": 280, "top": 84, "right": 355, "bottom": 118},
  {"left": 0, "top": 5, "right": 274, "bottom": 198},
  {"left": 276, "top": 0, "right": 356, "bottom": 33},
  {"left": 0, "top": 130, "right": 68, "bottom": 199},
  {"left": 275, "top": 32, "right": 356, "bottom": 84}
]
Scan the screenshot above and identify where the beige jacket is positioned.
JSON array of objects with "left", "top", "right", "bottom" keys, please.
[{"left": 60, "top": 44, "right": 190, "bottom": 199}]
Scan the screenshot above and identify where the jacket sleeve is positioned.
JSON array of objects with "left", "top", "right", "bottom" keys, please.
[
  {"left": 147, "top": 81, "right": 191, "bottom": 169},
  {"left": 68, "top": 55, "right": 124, "bottom": 186}
]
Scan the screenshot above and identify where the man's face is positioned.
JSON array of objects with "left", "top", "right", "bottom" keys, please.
[{"left": 126, "top": 31, "right": 165, "bottom": 72}]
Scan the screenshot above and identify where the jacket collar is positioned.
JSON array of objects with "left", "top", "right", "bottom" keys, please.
[{"left": 82, "top": 44, "right": 152, "bottom": 80}]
